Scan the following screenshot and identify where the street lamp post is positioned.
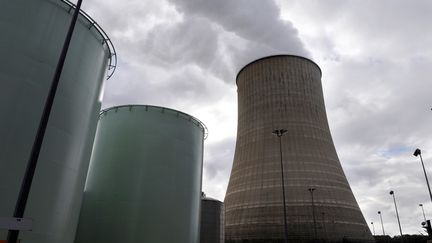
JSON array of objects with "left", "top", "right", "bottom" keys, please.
[
  {"left": 371, "top": 222, "right": 375, "bottom": 236},
  {"left": 321, "top": 212, "right": 328, "bottom": 239},
  {"left": 414, "top": 148, "right": 432, "bottom": 204},
  {"left": 390, "top": 190, "right": 404, "bottom": 242},
  {"left": 308, "top": 188, "right": 318, "bottom": 240},
  {"left": 378, "top": 211, "right": 385, "bottom": 235},
  {"left": 419, "top": 204, "right": 427, "bottom": 222},
  {"left": 272, "top": 129, "right": 288, "bottom": 243},
  {"left": 6, "top": 0, "right": 84, "bottom": 242}
]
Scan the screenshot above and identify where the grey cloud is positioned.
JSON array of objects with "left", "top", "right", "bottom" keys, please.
[
  {"left": 325, "top": 57, "right": 432, "bottom": 149},
  {"left": 324, "top": 57, "right": 432, "bottom": 235},
  {"left": 167, "top": 0, "right": 310, "bottom": 70},
  {"left": 83, "top": 0, "right": 175, "bottom": 36},
  {"left": 144, "top": 17, "right": 218, "bottom": 66},
  {"left": 85, "top": 0, "right": 311, "bottom": 90},
  {"left": 83, "top": 0, "right": 432, "bottom": 235},
  {"left": 202, "top": 137, "right": 236, "bottom": 199},
  {"left": 102, "top": 62, "right": 230, "bottom": 110},
  {"left": 285, "top": 0, "right": 432, "bottom": 58},
  {"left": 276, "top": 0, "right": 432, "bottom": 235},
  {"left": 324, "top": 56, "right": 432, "bottom": 236},
  {"left": 204, "top": 137, "right": 236, "bottom": 179}
]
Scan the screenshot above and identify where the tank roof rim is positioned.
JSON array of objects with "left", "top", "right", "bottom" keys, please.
[
  {"left": 236, "top": 54, "right": 322, "bottom": 83},
  {"left": 100, "top": 104, "right": 208, "bottom": 139},
  {"left": 60, "top": 0, "right": 117, "bottom": 79},
  {"left": 202, "top": 197, "right": 223, "bottom": 203}
]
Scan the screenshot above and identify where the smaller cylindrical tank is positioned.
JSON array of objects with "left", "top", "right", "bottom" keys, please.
[
  {"left": 75, "top": 105, "right": 207, "bottom": 243},
  {"left": 200, "top": 193, "right": 224, "bottom": 243}
]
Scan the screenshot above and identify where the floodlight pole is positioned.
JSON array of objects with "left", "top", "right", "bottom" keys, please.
[
  {"left": 420, "top": 204, "right": 427, "bottom": 222},
  {"left": 272, "top": 129, "right": 288, "bottom": 243},
  {"left": 390, "top": 190, "right": 403, "bottom": 243},
  {"left": 371, "top": 222, "right": 375, "bottom": 236},
  {"left": 7, "top": 0, "right": 83, "bottom": 242},
  {"left": 322, "top": 212, "right": 328, "bottom": 239},
  {"left": 414, "top": 148, "right": 432, "bottom": 204},
  {"left": 308, "top": 188, "right": 318, "bottom": 239},
  {"left": 378, "top": 211, "right": 385, "bottom": 235}
]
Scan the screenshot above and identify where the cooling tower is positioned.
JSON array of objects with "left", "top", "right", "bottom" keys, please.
[
  {"left": 74, "top": 105, "right": 206, "bottom": 243},
  {"left": 0, "top": 0, "right": 115, "bottom": 242},
  {"left": 224, "top": 55, "right": 374, "bottom": 243}
]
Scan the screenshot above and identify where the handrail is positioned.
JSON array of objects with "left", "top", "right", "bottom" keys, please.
[
  {"left": 60, "top": 0, "right": 117, "bottom": 79},
  {"left": 100, "top": 105, "right": 209, "bottom": 140}
]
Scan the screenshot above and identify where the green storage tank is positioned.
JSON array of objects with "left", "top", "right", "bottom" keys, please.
[
  {"left": 75, "top": 105, "right": 206, "bottom": 243},
  {"left": 200, "top": 193, "right": 224, "bottom": 243},
  {"left": 0, "top": 0, "right": 116, "bottom": 242}
]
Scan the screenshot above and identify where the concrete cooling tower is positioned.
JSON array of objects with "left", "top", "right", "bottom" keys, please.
[{"left": 224, "top": 55, "right": 374, "bottom": 243}]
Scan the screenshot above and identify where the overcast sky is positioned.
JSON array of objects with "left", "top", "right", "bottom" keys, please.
[{"left": 81, "top": 0, "right": 431, "bottom": 237}]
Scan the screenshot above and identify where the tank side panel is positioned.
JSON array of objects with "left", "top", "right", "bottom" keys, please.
[
  {"left": 0, "top": 0, "right": 109, "bottom": 242},
  {"left": 75, "top": 107, "right": 204, "bottom": 243},
  {"left": 201, "top": 200, "right": 225, "bottom": 243}
]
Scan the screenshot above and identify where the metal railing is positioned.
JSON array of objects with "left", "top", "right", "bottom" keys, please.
[
  {"left": 61, "top": 0, "right": 117, "bottom": 79},
  {"left": 100, "top": 105, "right": 209, "bottom": 140}
]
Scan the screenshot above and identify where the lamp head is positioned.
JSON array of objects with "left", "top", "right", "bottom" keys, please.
[
  {"left": 272, "top": 129, "right": 287, "bottom": 137},
  {"left": 414, "top": 148, "right": 421, "bottom": 157},
  {"left": 389, "top": 190, "right": 394, "bottom": 195},
  {"left": 420, "top": 204, "right": 423, "bottom": 207},
  {"left": 378, "top": 211, "right": 381, "bottom": 214}
]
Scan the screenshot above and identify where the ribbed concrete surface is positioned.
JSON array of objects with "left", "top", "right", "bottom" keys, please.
[{"left": 224, "top": 55, "right": 374, "bottom": 243}]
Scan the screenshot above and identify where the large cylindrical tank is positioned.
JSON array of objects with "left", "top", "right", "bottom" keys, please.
[
  {"left": 224, "top": 55, "right": 374, "bottom": 242},
  {"left": 75, "top": 105, "right": 206, "bottom": 243},
  {"left": 0, "top": 0, "right": 115, "bottom": 242},
  {"left": 200, "top": 194, "right": 224, "bottom": 243}
]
